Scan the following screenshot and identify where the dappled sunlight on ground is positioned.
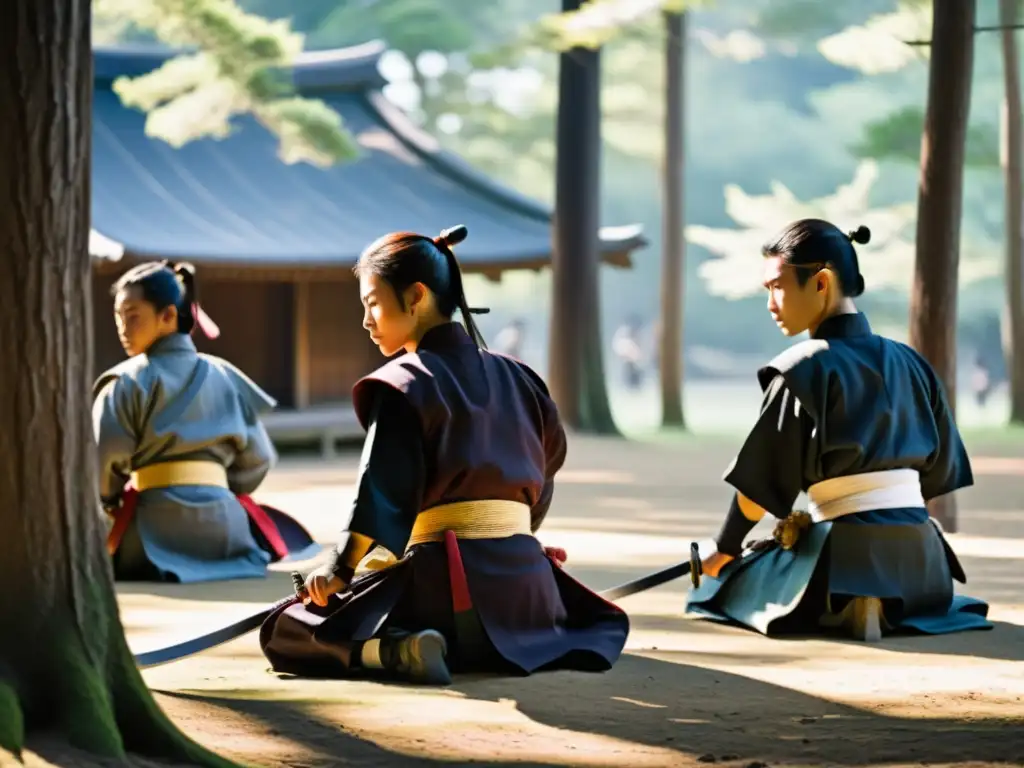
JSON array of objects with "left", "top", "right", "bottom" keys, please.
[
  {"left": 102, "top": 433, "right": 1024, "bottom": 767},
  {"left": 299, "top": 694, "right": 684, "bottom": 766}
]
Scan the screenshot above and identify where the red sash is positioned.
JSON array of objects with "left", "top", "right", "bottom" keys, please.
[
  {"left": 106, "top": 487, "right": 289, "bottom": 561},
  {"left": 237, "top": 494, "right": 289, "bottom": 560}
]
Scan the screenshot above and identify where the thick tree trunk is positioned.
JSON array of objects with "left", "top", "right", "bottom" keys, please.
[
  {"left": 659, "top": 10, "right": 686, "bottom": 429},
  {"left": 909, "top": 0, "right": 976, "bottom": 534},
  {"left": 548, "top": 0, "right": 618, "bottom": 435},
  {"left": 0, "top": 1, "right": 229, "bottom": 764},
  {"left": 1001, "top": 0, "right": 1024, "bottom": 424}
]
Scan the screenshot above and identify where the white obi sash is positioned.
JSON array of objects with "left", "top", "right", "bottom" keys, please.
[{"left": 806, "top": 469, "right": 925, "bottom": 523}]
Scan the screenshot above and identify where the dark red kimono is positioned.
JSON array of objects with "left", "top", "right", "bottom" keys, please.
[{"left": 259, "top": 322, "right": 629, "bottom": 677}]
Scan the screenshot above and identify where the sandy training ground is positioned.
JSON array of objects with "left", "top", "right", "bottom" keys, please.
[{"left": 12, "top": 433, "right": 1024, "bottom": 767}]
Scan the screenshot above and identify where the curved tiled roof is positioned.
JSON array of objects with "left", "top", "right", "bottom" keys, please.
[{"left": 91, "top": 42, "right": 646, "bottom": 271}]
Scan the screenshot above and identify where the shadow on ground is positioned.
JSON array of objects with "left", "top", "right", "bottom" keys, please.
[{"left": 155, "top": 653, "right": 1024, "bottom": 768}]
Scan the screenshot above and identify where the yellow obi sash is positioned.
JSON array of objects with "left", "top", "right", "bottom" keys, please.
[
  {"left": 131, "top": 461, "right": 229, "bottom": 492},
  {"left": 405, "top": 499, "right": 532, "bottom": 551}
]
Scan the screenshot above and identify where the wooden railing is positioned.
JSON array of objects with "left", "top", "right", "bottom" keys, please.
[{"left": 262, "top": 402, "right": 363, "bottom": 459}]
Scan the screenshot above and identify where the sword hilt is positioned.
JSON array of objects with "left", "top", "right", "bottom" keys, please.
[
  {"left": 689, "top": 541, "right": 703, "bottom": 588},
  {"left": 291, "top": 571, "right": 308, "bottom": 600}
]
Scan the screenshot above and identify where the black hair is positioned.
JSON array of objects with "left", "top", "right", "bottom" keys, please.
[
  {"left": 354, "top": 224, "right": 490, "bottom": 347},
  {"left": 111, "top": 261, "right": 197, "bottom": 335},
  {"left": 761, "top": 219, "right": 871, "bottom": 298}
]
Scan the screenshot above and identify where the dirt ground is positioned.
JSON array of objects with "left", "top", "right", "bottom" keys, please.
[{"left": 10, "top": 433, "right": 1024, "bottom": 768}]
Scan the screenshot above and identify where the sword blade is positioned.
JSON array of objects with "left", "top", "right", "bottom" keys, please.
[
  {"left": 134, "top": 543, "right": 705, "bottom": 668},
  {"left": 599, "top": 560, "right": 692, "bottom": 602},
  {"left": 134, "top": 594, "right": 294, "bottom": 670},
  {"left": 598, "top": 541, "right": 703, "bottom": 602}
]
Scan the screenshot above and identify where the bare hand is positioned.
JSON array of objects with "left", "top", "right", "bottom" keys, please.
[
  {"left": 543, "top": 546, "right": 568, "bottom": 567},
  {"left": 701, "top": 551, "right": 735, "bottom": 579},
  {"left": 302, "top": 566, "right": 347, "bottom": 607}
]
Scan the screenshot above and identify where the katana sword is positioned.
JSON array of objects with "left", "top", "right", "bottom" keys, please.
[
  {"left": 600, "top": 541, "right": 703, "bottom": 601},
  {"left": 133, "top": 543, "right": 704, "bottom": 669}
]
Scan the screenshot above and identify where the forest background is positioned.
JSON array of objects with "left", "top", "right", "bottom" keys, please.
[{"left": 97, "top": 0, "right": 1010, "bottom": 414}]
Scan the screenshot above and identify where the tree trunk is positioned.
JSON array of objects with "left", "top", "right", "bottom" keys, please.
[
  {"left": 548, "top": 0, "right": 618, "bottom": 434},
  {"left": 908, "top": 0, "right": 976, "bottom": 534},
  {"left": 0, "top": 1, "right": 229, "bottom": 764},
  {"left": 659, "top": 10, "right": 687, "bottom": 429},
  {"left": 1001, "top": 0, "right": 1024, "bottom": 424}
]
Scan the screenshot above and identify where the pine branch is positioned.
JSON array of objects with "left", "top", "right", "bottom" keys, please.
[{"left": 95, "top": 0, "right": 359, "bottom": 167}]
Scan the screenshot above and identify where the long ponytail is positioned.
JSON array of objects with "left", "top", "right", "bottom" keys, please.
[
  {"left": 433, "top": 225, "right": 489, "bottom": 348},
  {"left": 171, "top": 261, "right": 220, "bottom": 339},
  {"left": 171, "top": 262, "right": 197, "bottom": 335}
]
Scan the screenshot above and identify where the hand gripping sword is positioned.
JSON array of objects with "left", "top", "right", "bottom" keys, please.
[{"left": 133, "top": 543, "right": 704, "bottom": 669}]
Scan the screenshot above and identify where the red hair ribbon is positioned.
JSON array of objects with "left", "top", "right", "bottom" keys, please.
[{"left": 192, "top": 302, "right": 221, "bottom": 340}]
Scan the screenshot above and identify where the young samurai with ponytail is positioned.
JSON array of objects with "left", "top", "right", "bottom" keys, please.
[
  {"left": 260, "top": 225, "right": 629, "bottom": 684},
  {"left": 687, "top": 219, "right": 991, "bottom": 641},
  {"left": 93, "top": 261, "right": 315, "bottom": 584}
]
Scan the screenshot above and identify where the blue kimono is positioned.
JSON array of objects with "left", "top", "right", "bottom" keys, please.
[
  {"left": 93, "top": 333, "right": 279, "bottom": 583},
  {"left": 686, "top": 313, "right": 992, "bottom": 636}
]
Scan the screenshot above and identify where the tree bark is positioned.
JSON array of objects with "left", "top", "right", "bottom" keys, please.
[
  {"left": 1001, "top": 0, "right": 1024, "bottom": 424},
  {"left": 0, "top": 1, "right": 230, "bottom": 763},
  {"left": 659, "top": 10, "right": 687, "bottom": 429},
  {"left": 909, "top": 0, "right": 976, "bottom": 533},
  {"left": 548, "top": 0, "right": 618, "bottom": 434}
]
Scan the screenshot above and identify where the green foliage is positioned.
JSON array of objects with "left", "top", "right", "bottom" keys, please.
[
  {"left": 851, "top": 105, "right": 1001, "bottom": 168},
  {"left": 756, "top": 1, "right": 865, "bottom": 38},
  {"left": 93, "top": 0, "right": 1011, "bottom": 347},
  {"left": 306, "top": 0, "right": 471, "bottom": 54},
  {"left": 263, "top": 0, "right": 561, "bottom": 189},
  {"left": 94, "top": 0, "right": 359, "bottom": 166},
  {"left": 850, "top": 105, "right": 924, "bottom": 162},
  {"left": 754, "top": 0, "right": 898, "bottom": 49}
]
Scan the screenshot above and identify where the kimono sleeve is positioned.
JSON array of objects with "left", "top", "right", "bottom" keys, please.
[
  {"left": 214, "top": 357, "right": 278, "bottom": 494},
  {"left": 92, "top": 377, "right": 141, "bottom": 506},
  {"left": 722, "top": 374, "right": 810, "bottom": 519},
  {"left": 227, "top": 397, "right": 278, "bottom": 495},
  {"left": 339, "top": 384, "right": 425, "bottom": 557},
  {"left": 530, "top": 435, "right": 566, "bottom": 531},
  {"left": 522, "top": 367, "right": 567, "bottom": 533},
  {"left": 919, "top": 374, "right": 974, "bottom": 500}
]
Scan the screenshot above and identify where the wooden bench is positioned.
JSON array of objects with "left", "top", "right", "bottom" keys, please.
[{"left": 262, "top": 403, "right": 364, "bottom": 459}]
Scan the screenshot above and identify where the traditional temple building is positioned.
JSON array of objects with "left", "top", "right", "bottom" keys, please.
[{"left": 90, "top": 42, "right": 646, "bottom": 449}]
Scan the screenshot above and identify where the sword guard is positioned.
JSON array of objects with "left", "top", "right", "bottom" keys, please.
[{"left": 689, "top": 542, "right": 702, "bottom": 588}]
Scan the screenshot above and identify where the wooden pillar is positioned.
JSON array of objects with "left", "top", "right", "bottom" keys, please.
[{"left": 293, "top": 280, "right": 311, "bottom": 409}]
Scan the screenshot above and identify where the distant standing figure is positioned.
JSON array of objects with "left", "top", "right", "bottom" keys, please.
[
  {"left": 970, "top": 352, "right": 993, "bottom": 407},
  {"left": 494, "top": 318, "right": 526, "bottom": 359},
  {"left": 612, "top": 317, "right": 645, "bottom": 390}
]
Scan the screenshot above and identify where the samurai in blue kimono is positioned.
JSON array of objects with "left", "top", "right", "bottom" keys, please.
[
  {"left": 93, "top": 261, "right": 316, "bottom": 583},
  {"left": 688, "top": 219, "right": 992, "bottom": 641}
]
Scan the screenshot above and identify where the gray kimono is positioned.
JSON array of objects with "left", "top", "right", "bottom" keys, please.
[{"left": 93, "top": 333, "right": 278, "bottom": 583}]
